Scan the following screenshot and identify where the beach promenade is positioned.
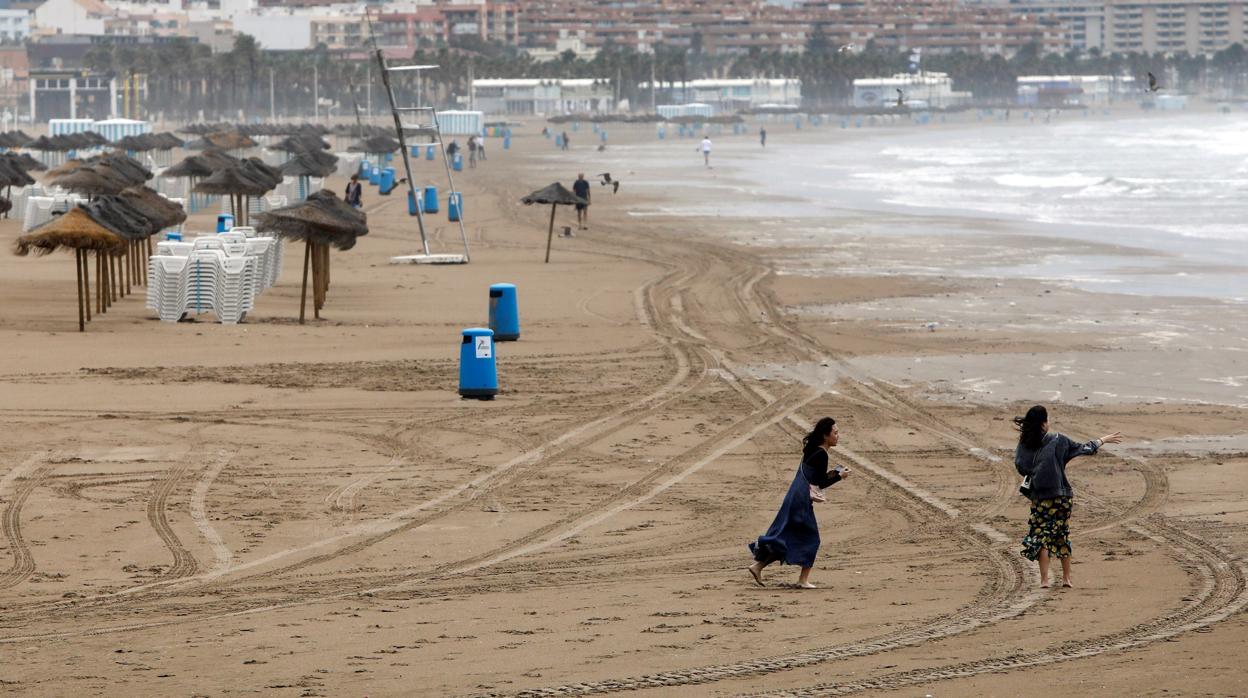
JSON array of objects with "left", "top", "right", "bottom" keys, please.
[{"left": 0, "top": 118, "right": 1244, "bottom": 696}]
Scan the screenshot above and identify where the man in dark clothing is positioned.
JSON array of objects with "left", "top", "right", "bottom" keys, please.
[
  {"left": 446, "top": 140, "right": 460, "bottom": 158},
  {"left": 345, "top": 174, "right": 363, "bottom": 208},
  {"left": 760, "top": 126, "right": 767, "bottom": 147},
  {"left": 561, "top": 131, "right": 570, "bottom": 151},
  {"left": 572, "top": 172, "right": 591, "bottom": 229}
]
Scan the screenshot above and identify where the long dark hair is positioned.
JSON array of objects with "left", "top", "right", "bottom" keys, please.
[
  {"left": 1013, "top": 405, "right": 1048, "bottom": 450},
  {"left": 803, "top": 417, "right": 836, "bottom": 455}
]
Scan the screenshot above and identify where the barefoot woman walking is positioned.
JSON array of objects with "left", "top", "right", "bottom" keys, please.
[
  {"left": 747, "top": 417, "right": 849, "bottom": 588},
  {"left": 1015, "top": 405, "right": 1122, "bottom": 588}
]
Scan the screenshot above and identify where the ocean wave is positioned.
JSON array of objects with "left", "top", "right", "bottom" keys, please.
[{"left": 993, "top": 172, "right": 1103, "bottom": 189}]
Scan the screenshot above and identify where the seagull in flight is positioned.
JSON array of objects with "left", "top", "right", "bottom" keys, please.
[
  {"left": 1147, "top": 72, "right": 1160, "bottom": 92},
  {"left": 596, "top": 173, "right": 620, "bottom": 193}
]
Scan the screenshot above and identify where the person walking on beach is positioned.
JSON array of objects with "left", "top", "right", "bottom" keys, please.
[
  {"left": 477, "top": 133, "right": 487, "bottom": 161},
  {"left": 759, "top": 126, "right": 767, "bottom": 147},
  {"left": 747, "top": 417, "right": 850, "bottom": 589},
  {"left": 1014, "top": 405, "right": 1122, "bottom": 589},
  {"left": 446, "top": 139, "right": 460, "bottom": 159},
  {"left": 572, "top": 173, "right": 591, "bottom": 230},
  {"left": 344, "top": 174, "right": 363, "bottom": 209},
  {"left": 700, "top": 135, "right": 713, "bottom": 167},
  {"left": 467, "top": 135, "right": 478, "bottom": 169},
  {"left": 561, "top": 131, "right": 570, "bottom": 151}
]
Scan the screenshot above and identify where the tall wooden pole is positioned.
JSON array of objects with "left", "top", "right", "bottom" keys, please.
[
  {"left": 95, "top": 253, "right": 102, "bottom": 314},
  {"left": 82, "top": 248, "right": 90, "bottom": 322},
  {"left": 299, "top": 240, "right": 310, "bottom": 324},
  {"left": 544, "top": 204, "right": 557, "bottom": 263},
  {"left": 75, "top": 249, "right": 85, "bottom": 332}
]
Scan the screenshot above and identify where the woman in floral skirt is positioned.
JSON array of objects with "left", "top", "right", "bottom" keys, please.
[{"left": 1014, "top": 405, "right": 1122, "bottom": 588}]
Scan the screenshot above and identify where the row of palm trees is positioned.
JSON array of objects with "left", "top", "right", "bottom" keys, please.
[{"left": 82, "top": 35, "right": 1248, "bottom": 122}]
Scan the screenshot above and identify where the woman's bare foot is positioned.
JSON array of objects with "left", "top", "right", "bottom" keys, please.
[
  {"left": 1062, "top": 579, "right": 1074, "bottom": 588},
  {"left": 1040, "top": 580, "right": 1050, "bottom": 588},
  {"left": 797, "top": 582, "right": 817, "bottom": 589},
  {"left": 747, "top": 564, "right": 765, "bottom": 587}
]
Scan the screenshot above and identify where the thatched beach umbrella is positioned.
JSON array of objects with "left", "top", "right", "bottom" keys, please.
[
  {"left": 348, "top": 135, "right": 401, "bottom": 164},
  {"left": 193, "top": 163, "right": 275, "bottom": 226},
  {"left": 0, "top": 130, "right": 32, "bottom": 148},
  {"left": 203, "top": 131, "right": 257, "bottom": 152},
  {"left": 4, "top": 151, "right": 46, "bottom": 171},
  {"left": 255, "top": 190, "right": 367, "bottom": 323},
  {"left": 269, "top": 134, "right": 331, "bottom": 155},
  {"left": 13, "top": 207, "right": 126, "bottom": 331},
  {"left": 47, "top": 166, "right": 130, "bottom": 198},
  {"left": 87, "top": 153, "right": 152, "bottom": 184},
  {"left": 0, "top": 159, "right": 35, "bottom": 218},
  {"left": 521, "top": 182, "right": 588, "bottom": 263},
  {"left": 280, "top": 151, "right": 338, "bottom": 200}
]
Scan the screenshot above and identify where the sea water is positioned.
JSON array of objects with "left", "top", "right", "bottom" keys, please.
[{"left": 627, "top": 112, "right": 1248, "bottom": 301}]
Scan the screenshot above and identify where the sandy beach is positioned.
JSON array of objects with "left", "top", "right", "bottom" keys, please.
[{"left": 0, "top": 115, "right": 1245, "bottom": 697}]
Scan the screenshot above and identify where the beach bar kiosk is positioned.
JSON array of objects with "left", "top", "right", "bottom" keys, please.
[
  {"left": 459, "top": 328, "right": 498, "bottom": 399},
  {"left": 488, "top": 283, "right": 519, "bottom": 340}
]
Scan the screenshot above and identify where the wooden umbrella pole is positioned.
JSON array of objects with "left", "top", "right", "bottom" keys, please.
[
  {"left": 95, "top": 253, "right": 102, "bottom": 314},
  {"left": 311, "top": 242, "right": 321, "bottom": 319},
  {"left": 544, "top": 204, "right": 557, "bottom": 263},
  {"left": 124, "top": 247, "right": 131, "bottom": 296},
  {"left": 82, "top": 248, "right": 91, "bottom": 322},
  {"left": 299, "top": 240, "right": 310, "bottom": 324},
  {"left": 75, "top": 249, "right": 85, "bottom": 332}
]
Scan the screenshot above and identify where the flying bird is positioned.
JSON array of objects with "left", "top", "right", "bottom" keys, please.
[
  {"left": 596, "top": 173, "right": 620, "bottom": 193},
  {"left": 896, "top": 88, "right": 905, "bottom": 107},
  {"left": 1147, "top": 72, "right": 1160, "bottom": 92}
]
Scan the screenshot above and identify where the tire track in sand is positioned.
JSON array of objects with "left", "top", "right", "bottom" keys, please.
[{"left": 0, "top": 454, "right": 51, "bottom": 591}]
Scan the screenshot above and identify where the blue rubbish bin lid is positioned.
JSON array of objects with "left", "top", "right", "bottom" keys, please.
[
  {"left": 489, "top": 283, "right": 516, "bottom": 296},
  {"left": 462, "top": 327, "right": 494, "bottom": 338}
]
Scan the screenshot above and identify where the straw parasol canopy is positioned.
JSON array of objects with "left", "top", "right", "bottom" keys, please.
[
  {"left": 115, "top": 134, "right": 157, "bottom": 151},
  {"left": 194, "top": 162, "right": 277, "bottom": 225},
  {"left": 119, "top": 186, "right": 187, "bottom": 232},
  {"left": 0, "top": 130, "right": 32, "bottom": 148},
  {"left": 348, "top": 135, "right": 401, "bottom": 155},
  {"left": 255, "top": 190, "right": 368, "bottom": 323},
  {"left": 13, "top": 207, "right": 127, "bottom": 331},
  {"left": 4, "top": 151, "right": 46, "bottom": 171},
  {"left": 47, "top": 166, "right": 131, "bottom": 197},
  {"left": 269, "top": 134, "right": 331, "bottom": 153},
  {"left": 521, "top": 182, "right": 588, "bottom": 263},
  {"left": 202, "top": 131, "right": 258, "bottom": 151},
  {"left": 280, "top": 150, "right": 337, "bottom": 179},
  {"left": 87, "top": 153, "right": 153, "bottom": 184},
  {"left": 162, "top": 154, "right": 217, "bottom": 179},
  {"left": 84, "top": 196, "right": 161, "bottom": 239},
  {"left": 0, "top": 158, "right": 35, "bottom": 188}
]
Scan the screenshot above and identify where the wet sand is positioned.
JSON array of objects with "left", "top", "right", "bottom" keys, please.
[{"left": 0, "top": 120, "right": 1244, "bottom": 697}]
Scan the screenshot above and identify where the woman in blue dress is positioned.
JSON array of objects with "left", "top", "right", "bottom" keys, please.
[{"left": 747, "top": 417, "right": 850, "bottom": 588}]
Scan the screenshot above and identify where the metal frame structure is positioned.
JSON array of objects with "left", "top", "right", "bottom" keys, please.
[{"left": 366, "top": 11, "right": 471, "bottom": 264}]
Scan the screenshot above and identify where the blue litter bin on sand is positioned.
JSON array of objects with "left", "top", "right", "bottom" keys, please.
[
  {"left": 448, "top": 192, "right": 463, "bottom": 222},
  {"left": 408, "top": 190, "right": 423, "bottom": 216},
  {"left": 165, "top": 231, "right": 182, "bottom": 241},
  {"left": 503, "top": 135, "right": 511, "bottom": 150},
  {"left": 216, "top": 213, "right": 234, "bottom": 233},
  {"left": 423, "top": 185, "right": 439, "bottom": 214},
  {"left": 459, "top": 328, "right": 498, "bottom": 399},
  {"left": 555, "top": 134, "right": 563, "bottom": 148},
  {"left": 359, "top": 160, "right": 371, "bottom": 178},
  {"left": 411, "top": 145, "right": 421, "bottom": 157},
  {"left": 426, "top": 145, "right": 435, "bottom": 160},
  {"left": 489, "top": 283, "right": 519, "bottom": 341},
  {"left": 452, "top": 152, "right": 463, "bottom": 171},
  {"left": 379, "top": 167, "right": 395, "bottom": 195},
  {"left": 368, "top": 165, "right": 381, "bottom": 186}
]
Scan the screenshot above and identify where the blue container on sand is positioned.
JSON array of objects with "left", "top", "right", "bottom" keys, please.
[
  {"left": 216, "top": 213, "right": 234, "bottom": 233},
  {"left": 459, "top": 328, "right": 498, "bottom": 399},
  {"left": 503, "top": 135, "right": 511, "bottom": 150},
  {"left": 488, "top": 283, "right": 520, "bottom": 341},
  {"left": 410, "top": 145, "right": 421, "bottom": 157},
  {"left": 408, "top": 190, "right": 423, "bottom": 216},
  {"left": 359, "top": 160, "right": 371, "bottom": 178},
  {"left": 426, "top": 145, "right": 435, "bottom": 160},
  {"left": 452, "top": 152, "right": 463, "bottom": 171},
  {"left": 423, "top": 185, "right": 439, "bottom": 214},
  {"left": 368, "top": 165, "right": 381, "bottom": 186},
  {"left": 379, "top": 167, "right": 396, "bottom": 195},
  {"left": 165, "top": 232, "right": 182, "bottom": 241},
  {"left": 448, "top": 192, "right": 463, "bottom": 222}
]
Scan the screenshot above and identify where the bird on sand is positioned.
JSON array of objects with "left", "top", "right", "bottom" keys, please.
[
  {"left": 596, "top": 173, "right": 621, "bottom": 193},
  {"left": 1147, "top": 72, "right": 1160, "bottom": 92}
]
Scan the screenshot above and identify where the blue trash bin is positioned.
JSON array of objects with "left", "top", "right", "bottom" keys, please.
[
  {"left": 411, "top": 145, "right": 421, "bottom": 157},
  {"left": 658, "top": 127, "right": 666, "bottom": 140},
  {"left": 165, "top": 231, "right": 182, "bottom": 241},
  {"left": 489, "top": 283, "right": 520, "bottom": 341},
  {"left": 216, "top": 213, "right": 234, "bottom": 233},
  {"left": 555, "top": 134, "right": 563, "bottom": 148},
  {"left": 503, "top": 135, "right": 511, "bottom": 150},
  {"left": 600, "top": 130, "right": 608, "bottom": 142},
  {"left": 448, "top": 192, "right": 463, "bottom": 222},
  {"left": 459, "top": 328, "right": 498, "bottom": 399},
  {"left": 426, "top": 145, "right": 435, "bottom": 160},
  {"left": 368, "top": 164, "right": 381, "bottom": 186},
  {"left": 359, "top": 160, "right": 371, "bottom": 178},
  {"left": 408, "top": 190, "right": 423, "bottom": 216},
  {"left": 452, "top": 152, "right": 463, "bottom": 171},
  {"left": 379, "top": 167, "right": 395, "bottom": 195},
  {"left": 384, "top": 152, "right": 393, "bottom": 163},
  {"left": 423, "top": 185, "right": 439, "bottom": 214}
]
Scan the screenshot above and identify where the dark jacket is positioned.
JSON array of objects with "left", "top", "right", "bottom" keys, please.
[
  {"left": 1015, "top": 432, "right": 1099, "bottom": 500},
  {"left": 801, "top": 446, "right": 843, "bottom": 489}
]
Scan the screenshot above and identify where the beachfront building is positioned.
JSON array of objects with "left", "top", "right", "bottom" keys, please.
[
  {"left": 852, "top": 73, "right": 972, "bottom": 109},
  {"left": 1016, "top": 75, "right": 1135, "bottom": 105},
  {"left": 28, "top": 69, "right": 117, "bottom": 121},
  {"left": 471, "top": 78, "right": 614, "bottom": 115},
  {"left": 0, "top": 9, "right": 32, "bottom": 42},
  {"left": 644, "top": 79, "right": 802, "bottom": 111}
]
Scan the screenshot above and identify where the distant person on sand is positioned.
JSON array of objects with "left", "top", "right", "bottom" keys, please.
[
  {"left": 467, "top": 135, "right": 478, "bottom": 169},
  {"left": 701, "top": 135, "right": 712, "bottom": 167},
  {"left": 561, "top": 131, "right": 570, "bottom": 151},
  {"left": 760, "top": 126, "right": 767, "bottom": 147},
  {"left": 747, "top": 417, "right": 849, "bottom": 588},
  {"left": 446, "top": 139, "right": 460, "bottom": 159},
  {"left": 1014, "top": 405, "right": 1122, "bottom": 589},
  {"left": 572, "top": 172, "right": 591, "bottom": 230},
  {"left": 477, "top": 133, "right": 486, "bottom": 161},
  {"left": 344, "top": 174, "right": 363, "bottom": 208}
]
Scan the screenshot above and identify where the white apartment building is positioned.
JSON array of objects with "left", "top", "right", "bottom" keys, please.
[
  {"left": 852, "top": 73, "right": 973, "bottom": 109},
  {"left": 0, "top": 10, "right": 32, "bottom": 42},
  {"left": 472, "top": 78, "right": 614, "bottom": 115}
]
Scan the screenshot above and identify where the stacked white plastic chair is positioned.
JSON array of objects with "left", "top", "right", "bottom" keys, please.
[
  {"left": 146, "top": 255, "right": 191, "bottom": 322},
  {"left": 23, "top": 194, "right": 85, "bottom": 231},
  {"left": 146, "top": 231, "right": 279, "bottom": 324}
]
